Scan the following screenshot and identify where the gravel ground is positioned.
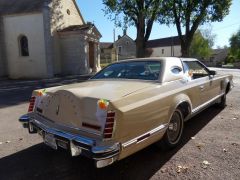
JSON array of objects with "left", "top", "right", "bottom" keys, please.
[{"left": 0, "top": 69, "right": 239, "bottom": 180}]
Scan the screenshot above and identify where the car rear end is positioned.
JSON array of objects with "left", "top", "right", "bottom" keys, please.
[{"left": 19, "top": 89, "right": 121, "bottom": 168}]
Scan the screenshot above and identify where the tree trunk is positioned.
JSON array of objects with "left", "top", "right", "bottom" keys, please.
[
  {"left": 181, "top": 39, "right": 191, "bottom": 57},
  {"left": 181, "top": 45, "right": 189, "bottom": 57},
  {"left": 136, "top": 37, "right": 146, "bottom": 58},
  {"left": 136, "top": 11, "right": 146, "bottom": 58}
]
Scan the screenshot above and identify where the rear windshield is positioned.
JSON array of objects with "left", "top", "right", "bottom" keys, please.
[{"left": 91, "top": 61, "right": 161, "bottom": 81}]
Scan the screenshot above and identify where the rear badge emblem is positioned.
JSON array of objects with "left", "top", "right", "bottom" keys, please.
[{"left": 56, "top": 105, "right": 60, "bottom": 115}]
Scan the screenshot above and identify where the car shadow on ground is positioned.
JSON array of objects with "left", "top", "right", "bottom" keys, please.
[{"left": 0, "top": 106, "right": 222, "bottom": 180}]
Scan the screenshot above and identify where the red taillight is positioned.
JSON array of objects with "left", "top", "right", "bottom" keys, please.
[
  {"left": 103, "top": 111, "right": 116, "bottom": 139},
  {"left": 28, "top": 96, "right": 36, "bottom": 112},
  {"left": 107, "top": 111, "right": 115, "bottom": 117}
]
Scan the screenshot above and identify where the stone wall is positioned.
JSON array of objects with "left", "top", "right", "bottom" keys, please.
[
  {"left": 0, "top": 17, "right": 7, "bottom": 77},
  {"left": 59, "top": 34, "right": 89, "bottom": 75},
  {"left": 100, "top": 48, "right": 112, "bottom": 64},
  {"left": 43, "top": 2, "right": 54, "bottom": 77},
  {"left": 149, "top": 45, "right": 182, "bottom": 57},
  {"left": 233, "top": 62, "right": 240, "bottom": 68},
  {"left": 49, "top": 0, "right": 85, "bottom": 75},
  {"left": 50, "top": 0, "right": 84, "bottom": 33},
  {"left": 3, "top": 13, "right": 48, "bottom": 79}
]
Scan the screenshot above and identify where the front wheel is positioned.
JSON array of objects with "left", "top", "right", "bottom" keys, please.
[{"left": 158, "top": 109, "right": 184, "bottom": 150}]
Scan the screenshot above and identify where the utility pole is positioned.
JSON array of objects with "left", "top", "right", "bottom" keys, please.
[{"left": 113, "top": 28, "right": 115, "bottom": 42}]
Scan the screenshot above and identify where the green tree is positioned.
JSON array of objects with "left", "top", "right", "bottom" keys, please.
[
  {"left": 229, "top": 29, "right": 240, "bottom": 60},
  {"left": 201, "top": 26, "right": 216, "bottom": 48},
  {"left": 103, "top": 0, "right": 162, "bottom": 58},
  {"left": 190, "top": 30, "right": 212, "bottom": 59},
  {"left": 160, "top": 0, "right": 231, "bottom": 57}
]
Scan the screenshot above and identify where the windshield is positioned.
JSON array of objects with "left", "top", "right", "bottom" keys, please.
[{"left": 92, "top": 61, "right": 161, "bottom": 81}]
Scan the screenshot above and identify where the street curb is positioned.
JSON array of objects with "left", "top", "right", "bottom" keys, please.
[{"left": 0, "top": 74, "right": 94, "bottom": 87}]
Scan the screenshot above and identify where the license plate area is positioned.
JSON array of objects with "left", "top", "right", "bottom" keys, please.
[
  {"left": 28, "top": 123, "right": 37, "bottom": 134},
  {"left": 44, "top": 132, "right": 57, "bottom": 150}
]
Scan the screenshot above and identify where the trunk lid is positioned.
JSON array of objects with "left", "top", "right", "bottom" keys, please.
[{"left": 33, "top": 80, "right": 153, "bottom": 136}]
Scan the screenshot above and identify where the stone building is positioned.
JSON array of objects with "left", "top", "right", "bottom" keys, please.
[
  {"left": 146, "top": 36, "right": 182, "bottom": 57},
  {"left": 114, "top": 34, "right": 136, "bottom": 60},
  {"left": 100, "top": 31, "right": 136, "bottom": 63},
  {"left": 203, "top": 48, "right": 228, "bottom": 67},
  {"left": 100, "top": 35, "right": 183, "bottom": 63},
  {"left": 0, "top": 0, "right": 101, "bottom": 79}
]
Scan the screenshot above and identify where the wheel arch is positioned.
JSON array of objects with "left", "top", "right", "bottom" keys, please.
[
  {"left": 168, "top": 94, "right": 192, "bottom": 122},
  {"left": 226, "top": 82, "right": 231, "bottom": 94},
  {"left": 223, "top": 76, "right": 233, "bottom": 94}
]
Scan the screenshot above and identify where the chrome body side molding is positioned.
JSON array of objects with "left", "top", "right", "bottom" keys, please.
[
  {"left": 187, "top": 93, "right": 224, "bottom": 120},
  {"left": 122, "top": 123, "right": 168, "bottom": 149}
]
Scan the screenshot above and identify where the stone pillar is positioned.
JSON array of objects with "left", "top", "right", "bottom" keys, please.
[
  {"left": 0, "top": 17, "right": 8, "bottom": 77},
  {"left": 84, "top": 39, "right": 91, "bottom": 73},
  {"left": 94, "top": 42, "right": 101, "bottom": 72},
  {"left": 83, "top": 38, "right": 90, "bottom": 74}
]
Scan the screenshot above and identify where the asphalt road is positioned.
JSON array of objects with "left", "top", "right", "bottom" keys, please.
[{"left": 0, "top": 69, "right": 239, "bottom": 180}]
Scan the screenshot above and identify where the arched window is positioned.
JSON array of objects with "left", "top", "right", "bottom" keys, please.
[{"left": 19, "top": 35, "right": 29, "bottom": 56}]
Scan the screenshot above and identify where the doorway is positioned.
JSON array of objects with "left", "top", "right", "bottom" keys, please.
[{"left": 88, "top": 41, "right": 95, "bottom": 69}]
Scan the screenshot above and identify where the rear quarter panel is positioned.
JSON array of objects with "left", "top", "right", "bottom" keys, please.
[{"left": 112, "top": 80, "right": 196, "bottom": 159}]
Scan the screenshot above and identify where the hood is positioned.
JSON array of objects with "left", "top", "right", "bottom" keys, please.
[{"left": 44, "top": 80, "right": 154, "bottom": 101}]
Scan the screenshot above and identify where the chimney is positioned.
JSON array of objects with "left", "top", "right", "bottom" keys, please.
[{"left": 123, "top": 28, "right": 127, "bottom": 35}]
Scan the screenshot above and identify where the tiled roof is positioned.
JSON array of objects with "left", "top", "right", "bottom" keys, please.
[
  {"left": 59, "top": 24, "right": 94, "bottom": 32},
  {"left": 0, "top": 0, "right": 49, "bottom": 15},
  {"left": 147, "top": 36, "right": 182, "bottom": 48},
  {"left": 58, "top": 23, "right": 102, "bottom": 38}
]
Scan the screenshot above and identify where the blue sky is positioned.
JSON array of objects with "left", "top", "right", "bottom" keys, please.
[{"left": 77, "top": 0, "right": 240, "bottom": 48}]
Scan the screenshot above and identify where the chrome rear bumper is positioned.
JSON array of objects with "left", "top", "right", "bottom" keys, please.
[{"left": 19, "top": 114, "right": 120, "bottom": 168}]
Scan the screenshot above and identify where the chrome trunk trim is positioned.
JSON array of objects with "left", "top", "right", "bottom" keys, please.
[{"left": 19, "top": 114, "right": 120, "bottom": 168}]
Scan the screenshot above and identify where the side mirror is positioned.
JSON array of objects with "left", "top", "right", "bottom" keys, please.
[{"left": 209, "top": 70, "right": 216, "bottom": 76}]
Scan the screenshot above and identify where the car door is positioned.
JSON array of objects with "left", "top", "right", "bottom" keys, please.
[
  {"left": 194, "top": 62, "right": 221, "bottom": 102},
  {"left": 182, "top": 61, "right": 213, "bottom": 108}
]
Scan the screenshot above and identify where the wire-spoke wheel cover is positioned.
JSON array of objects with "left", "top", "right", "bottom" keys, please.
[{"left": 167, "top": 110, "right": 183, "bottom": 145}]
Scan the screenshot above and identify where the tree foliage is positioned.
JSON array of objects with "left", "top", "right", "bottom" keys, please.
[
  {"left": 103, "top": 0, "right": 162, "bottom": 58},
  {"left": 190, "top": 30, "right": 212, "bottom": 59},
  {"left": 160, "top": 0, "right": 232, "bottom": 57},
  {"left": 229, "top": 29, "right": 240, "bottom": 61}
]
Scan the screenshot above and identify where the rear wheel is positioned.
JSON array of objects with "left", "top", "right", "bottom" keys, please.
[{"left": 158, "top": 109, "right": 184, "bottom": 150}]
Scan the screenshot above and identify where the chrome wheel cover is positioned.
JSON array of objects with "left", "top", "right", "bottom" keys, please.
[{"left": 167, "top": 111, "right": 182, "bottom": 144}]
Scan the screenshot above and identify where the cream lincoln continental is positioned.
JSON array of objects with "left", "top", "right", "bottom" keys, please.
[{"left": 19, "top": 57, "right": 233, "bottom": 168}]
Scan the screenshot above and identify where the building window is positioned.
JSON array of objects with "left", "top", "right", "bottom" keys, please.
[
  {"left": 162, "top": 49, "right": 164, "bottom": 54},
  {"left": 118, "top": 46, "right": 122, "bottom": 54},
  {"left": 19, "top": 35, "right": 29, "bottom": 56},
  {"left": 67, "top": 9, "right": 71, "bottom": 15},
  {"left": 126, "top": 41, "right": 129, "bottom": 45}
]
